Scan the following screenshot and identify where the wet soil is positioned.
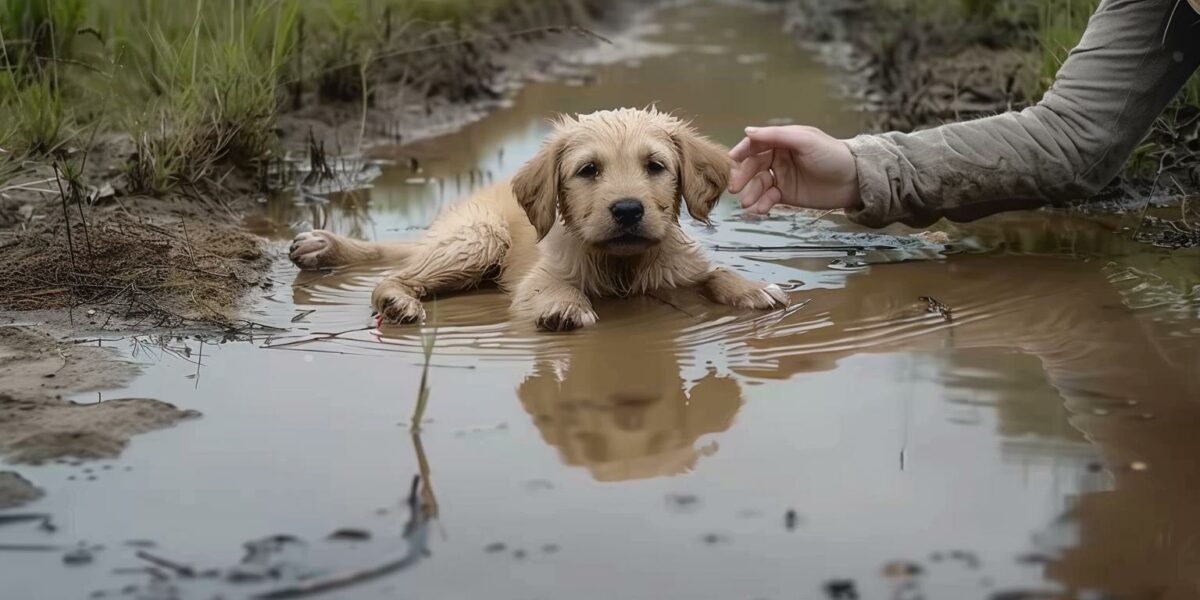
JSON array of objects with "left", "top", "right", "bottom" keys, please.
[
  {"left": 3, "top": 2, "right": 1200, "bottom": 600},
  {"left": 0, "top": 327, "right": 198, "bottom": 469}
]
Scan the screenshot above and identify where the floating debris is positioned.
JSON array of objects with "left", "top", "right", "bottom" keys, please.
[
  {"left": 948, "top": 549, "right": 981, "bottom": 569},
  {"left": 919, "top": 296, "right": 954, "bottom": 322},
  {"left": 785, "top": 509, "right": 799, "bottom": 531},
  {"left": 665, "top": 493, "right": 701, "bottom": 513},
  {"left": 63, "top": 547, "right": 95, "bottom": 566},
  {"left": 327, "top": 528, "right": 371, "bottom": 542},
  {"left": 484, "top": 542, "right": 507, "bottom": 553},
  {"left": 700, "top": 533, "right": 729, "bottom": 546},
  {"left": 882, "top": 560, "right": 924, "bottom": 578},
  {"left": 824, "top": 579, "right": 859, "bottom": 599}
]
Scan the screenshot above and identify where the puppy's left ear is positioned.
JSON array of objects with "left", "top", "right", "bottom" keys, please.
[{"left": 673, "top": 125, "right": 733, "bottom": 224}]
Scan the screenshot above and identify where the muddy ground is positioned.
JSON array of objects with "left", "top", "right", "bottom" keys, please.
[{"left": 0, "top": 326, "right": 197, "bottom": 475}]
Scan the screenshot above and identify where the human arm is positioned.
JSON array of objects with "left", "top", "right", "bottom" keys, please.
[{"left": 731, "top": 0, "right": 1200, "bottom": 227}]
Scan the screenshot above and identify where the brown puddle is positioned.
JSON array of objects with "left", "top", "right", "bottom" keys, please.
[{"left": 6, "top": 3, "right": 1200, "bottom": 599}]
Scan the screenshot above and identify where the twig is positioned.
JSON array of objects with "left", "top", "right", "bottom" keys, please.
[
  {"left": 135, "top": 550, "right": 196, "bottom": 577},
  {"left": 712, "top": 243, "right": 895, "bottom": 252},
  {"left": 0, "top": 544, "right": 63, "bottom": 552},
  {"left": 260, "top": 326, "right": 376, "bottom": 349},
  {"left": 254, "top": 475, "right": 433, "bottom": 599},
  {"left": 51, "top": 164, "right": 77, "bottom": 270},
  {"left": 804, "top": 208, "right": 837, "bottom": 226},
  {"left": 180, "top": 219, "right": 198, "bottom": 269}
]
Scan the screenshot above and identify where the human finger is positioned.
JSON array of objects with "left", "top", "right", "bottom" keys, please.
[
  {"left": 738, "top": 170, "right": 774, "bottom": 209},
  {"left": 747, "top": 185, "right": 783, "bottom": 214},
  {"left": 745, "top": 126, "right": 818, "bottom": 156},
  {"left": 728, "top": 127, "right": 792, "bottom": 161},
  {"left": 729, "top": 149, "right": 773, "bottom": 193}
]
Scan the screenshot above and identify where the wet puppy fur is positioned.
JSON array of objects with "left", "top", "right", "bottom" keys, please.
[{"left": 289, "top": 108, "right": 787, "bottom": 331}]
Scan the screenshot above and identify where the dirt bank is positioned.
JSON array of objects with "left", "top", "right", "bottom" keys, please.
[{"left": 277, "top": 0, "right": 630, "bottom": 154}]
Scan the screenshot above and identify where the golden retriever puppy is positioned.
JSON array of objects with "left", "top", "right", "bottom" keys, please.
[{"left": 289, "top": 108, "right": 787, "bottom": 331}]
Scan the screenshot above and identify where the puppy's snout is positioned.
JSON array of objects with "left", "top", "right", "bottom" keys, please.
[{"left": 610, "top": 199, "right": 644, "bottom": 227}]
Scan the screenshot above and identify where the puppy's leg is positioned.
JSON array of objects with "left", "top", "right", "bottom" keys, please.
[
  {"left": 512, "top": 265, "right": 597, "bottom": 332},
  {"left": 701, "top": 267, "right": 789, "bottom": 310},
  {"left": 372, "top": 218, "right": 511, "bottom": 324},
  {"left": 290, "top": 230, "right": 414, "bottom": 270}
]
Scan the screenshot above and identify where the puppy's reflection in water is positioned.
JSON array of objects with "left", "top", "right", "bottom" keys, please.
[{"left": 517, "top": 315, "right": 741, "bottom": 481}]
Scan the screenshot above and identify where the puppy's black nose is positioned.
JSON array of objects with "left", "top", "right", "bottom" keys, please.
[{"left": 610, "top": 199, "right": 644, "bottom": 226}]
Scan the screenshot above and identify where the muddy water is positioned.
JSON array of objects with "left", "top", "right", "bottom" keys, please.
[{"left": 7, "top": 3, "right": 1200, "bottom": 599}]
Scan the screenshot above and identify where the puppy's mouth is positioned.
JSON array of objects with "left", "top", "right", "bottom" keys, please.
[{"left": 597, "top": 233, "right": 659, "bottom": 252}]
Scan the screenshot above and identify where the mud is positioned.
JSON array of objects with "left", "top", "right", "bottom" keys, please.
[{"left": 0, "top": 326, "right": 199, "bottom": 466}]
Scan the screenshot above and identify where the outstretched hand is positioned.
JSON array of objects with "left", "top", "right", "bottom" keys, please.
[{"left": 727, "top": 125, "right": 862, "bottom": 214}]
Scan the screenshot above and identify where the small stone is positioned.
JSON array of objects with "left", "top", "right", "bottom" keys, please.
[
  {"left": 541, "top": 543, "right": 560, "bottom": 554},
  {"left": 824, "top": 579, "right": 859, "bottom": 599},
  {"left": 785, "top": 509, "right": 799, "bottom": 531},
  {"left": 513, "top": 549, "right": 527, "bottom": 560},
  {"left": 1015, "top": 552, "right": 1052, "bottom": 565},
  {"left": 882, "top": 560, "right": 923, "bottom": 578},
  {"left": 664, "top": 493, "right": 701, "bottom": 513},
  {"left": 1130, "top": 461, "right": 1148, "bottom": 471},
  {"left": 326, "top": 528, "right": 371, "bottom": 542},
  {"left": 700, "top": 533, "right": 729, "bottom": 545},
  {"left": 484, "top": 542, "right": 507, "bottom": 553},
  {"left": 63, "top": 548, "right": 94, "bottom": 566}
]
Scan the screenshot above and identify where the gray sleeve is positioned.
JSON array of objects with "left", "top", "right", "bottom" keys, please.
[{"left": 844, "top": 0, "right": 1200, "bottom": 229}]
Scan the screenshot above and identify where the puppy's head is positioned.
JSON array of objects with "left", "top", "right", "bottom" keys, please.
[{"left": 512, "top": 108, "right": 731, "bottom": 256}]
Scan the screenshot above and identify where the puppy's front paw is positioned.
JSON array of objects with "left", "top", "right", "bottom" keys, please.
[
  {"left": 372, "top": 283, "right": 425, "bottom": 325},
  {"left": 710, "top": 277, "right": 790, "bottom": 310},
  {"left": 534, "top": 302, "right": 598, "bottom": 332},
  {"left": 289, "top": 230, "right": 342, "bottom": 270}
]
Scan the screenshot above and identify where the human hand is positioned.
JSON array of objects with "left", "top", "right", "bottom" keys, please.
[{"left": 727, "top": 125, "right": 861, "bottom": 214}]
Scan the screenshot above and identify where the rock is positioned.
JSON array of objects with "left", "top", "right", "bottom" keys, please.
[
  {"left": 63, "top": 547, "right": 95, "bottom": 566},
  {"left": 0, "top": 471, "right": 43, "bottom": 509},
  {"left": 326, "top": 528, "right": 371, "bottom": 542}
]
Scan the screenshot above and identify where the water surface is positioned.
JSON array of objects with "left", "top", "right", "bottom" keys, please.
[{"left": 5, "top": 3, "right": 1200, "bottom": 599}]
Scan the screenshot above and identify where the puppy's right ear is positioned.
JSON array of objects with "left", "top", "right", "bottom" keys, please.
[{"left": 511, "top": 133, "right": 563, "bottom": 241}]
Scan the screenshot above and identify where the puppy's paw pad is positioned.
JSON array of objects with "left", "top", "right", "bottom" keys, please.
[
  {"left": 535, "top": 304, "right": 597, "bottom": 332},
  {"left": 377, "top": 294, "right": 425, "bottom": 325},
  {"left": 761, "top": 284, "right": 789, "bottom": 308},
  {"left": 731, "top": 283, "right": 789, "bottom": 310},
  {"left": 289, "top": 230, "right": 337, "bottom": 270}
]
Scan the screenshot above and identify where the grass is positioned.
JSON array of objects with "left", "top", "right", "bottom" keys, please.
[{"left": 0, "top": 0, "right": 569, "bottom": 196}]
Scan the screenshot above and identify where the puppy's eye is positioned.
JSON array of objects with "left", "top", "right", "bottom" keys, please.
[
  {"left": 576, "top": 162, "right": 599, "bottom": 179},
  {"left": 646, "top": 160, "right": 667, "bottom": 175}
]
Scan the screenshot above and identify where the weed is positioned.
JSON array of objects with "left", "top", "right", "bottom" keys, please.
[
  {"left": 410, "top": 312, "right": 438, "bottom": 433},
  {"left": 2, "top": 76, "right": 70, "bottom": 155},
  {"left": 0, "top": 0, "right": 87, "bottom": 78}
]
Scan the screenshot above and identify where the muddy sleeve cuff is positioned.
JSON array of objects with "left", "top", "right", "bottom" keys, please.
[{"left": 843, "top": 134, "right": 937, "bottom": 229}]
